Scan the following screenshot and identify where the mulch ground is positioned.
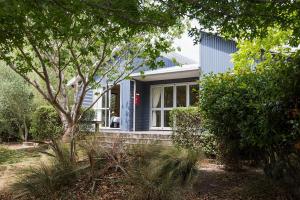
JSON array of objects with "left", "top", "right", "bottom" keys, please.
[
  {"left": 57, "top": 161, "right": 290, "bottom": 200},
  {"left": 0, "top": 160, "right": 290, "bottom": 200}
]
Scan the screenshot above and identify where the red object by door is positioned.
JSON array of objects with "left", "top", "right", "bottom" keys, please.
[{"left": 135, "top": 92, "right": 141, "bottom": 105}]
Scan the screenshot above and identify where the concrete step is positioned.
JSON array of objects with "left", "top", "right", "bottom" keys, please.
[
  {"left": 96, "top": 140, "right": 172, "bottom": 146},
  {"left": 92, "top": 131, "right": 173, "bottom": 146},
  {"left": 98, "top": 132, "right": 172, "bottom": 140}
]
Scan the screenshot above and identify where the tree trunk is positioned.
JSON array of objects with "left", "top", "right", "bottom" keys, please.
[
  {"left": 58, "top": 110, "right": 74, "bottom": 141},
  {"left": 23, "top": 116, "right": 28, "bottom": 142},
  {"left": 61, "top": 118, "right": 79, "bottom": 163}
]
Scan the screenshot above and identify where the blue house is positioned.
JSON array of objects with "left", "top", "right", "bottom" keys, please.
[{"left": 83, "top": 32, "right": 237, "bottom": 133}]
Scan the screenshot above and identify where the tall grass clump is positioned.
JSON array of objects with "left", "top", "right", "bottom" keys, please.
[
  {"left": 127, "top": 145, "right": 201, "bottom": 200},
  {"left": 13, "top": 142, "right": 79, "bottom": 200}
]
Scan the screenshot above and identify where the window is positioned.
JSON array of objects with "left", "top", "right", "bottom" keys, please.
[
  {"left": 94, "top": 85, "right": 120, "bottom": 128},
  {"left": 151, "top": 87, "right": 162, "bottom": 128},
  {"left": 189, "top": 84, "right": 199, "bottom": 106},
  {"left": 176, "top": 85, "right": 187, "bottom": 107},
  {"left": 164, "top": 86, "right": 173, "bottom": 108},
  {"left": 150, "top": 82, "right": 198, "bottom": 129}
]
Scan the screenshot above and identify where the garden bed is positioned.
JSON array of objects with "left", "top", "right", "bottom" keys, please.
[{"left": 0, "top": 144, "right": 289, "bottom": 200}]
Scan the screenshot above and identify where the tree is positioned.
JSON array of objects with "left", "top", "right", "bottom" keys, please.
[
  {"left": 0, "top": 64, "right": 33, "bottom": 141},
  {"left": 168, "top": 0, "right": 300, "bottom": 44},
  {"left": 0, "top": 0, "right": 182, "bottom": 141}
]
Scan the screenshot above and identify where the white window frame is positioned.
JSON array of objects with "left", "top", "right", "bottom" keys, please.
[
  {"left": 93, "top": 84, "right": 121, "bottom": 129},
  {"left": 150, "top": 82, "right": 198, "bottom": 130}
]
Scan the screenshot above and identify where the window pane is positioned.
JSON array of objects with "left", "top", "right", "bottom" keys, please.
[
  {"left": 189, "top": 85, "right": 199, "bottom": 106},
  {"left": 164, "top": 110, "right": 171, "bottom": 127},
  {"left": 152, "top": 111, "right": 161, "bottom": 127},
  {"left": 95, "top": 110, "right": 100, "bottom": 121},
  {"left": 106, "top": 110, "right": 110, "bottom": 127},
  {"left": 101, "top": 92, "right": 106, "bottom": 108},
  {"left": 176, "top": 85, "right": 186, "bottom": 107},
  {"left": 152, "top": 87, "right": 161, "bottom": 108},
  {"left": 164, "top": 86, "right": 173, "bottom": 108},
  {"left": 101, "top": 110, "right": 106, "bottom": 127}
]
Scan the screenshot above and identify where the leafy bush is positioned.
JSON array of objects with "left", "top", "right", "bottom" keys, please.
[
  {"left": 126, "top": 145, "right": 200, "bottom": 200},
  {"left": 170, "top": 107, "right": 202, "bottom": 150},
  {"left": 0, "top": 64, "right": 33, "bottom": 142},
  {"left": 199, "top": 53, "right": 300, "bottom": 195},
  {"left": 30, "top": 106, "right": 62, "bottom": 140},
  {"left": 198, "top": 131, "right": 218, "bottom": 158}
]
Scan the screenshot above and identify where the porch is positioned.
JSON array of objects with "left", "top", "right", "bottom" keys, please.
[
  {"left": 95, "top": 130, "right": 173, "bottom": 146},
  {"left": 131, "top": 64, "right": 200, "bottom": 132}
]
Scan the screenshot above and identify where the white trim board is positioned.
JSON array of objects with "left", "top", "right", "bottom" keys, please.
[{"left": 130, "top": 64, "right": 200, "bottom": 81}]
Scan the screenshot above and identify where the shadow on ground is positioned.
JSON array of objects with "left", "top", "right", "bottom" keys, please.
[{"left": 187, "top": 162, "right": 289, "bottom": 200}]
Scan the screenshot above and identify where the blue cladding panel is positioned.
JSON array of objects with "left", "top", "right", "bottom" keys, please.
[
  {"left": 135, "top": 81, "right": 150, "bottom": 131},
  {"left": 82, "top": 90, "right": 94, "bottom": 107},
  {"left": 120, "top": 80, "right": 133, "bottom": 131},
  {"left": 200, "top": 33, "right": 237, "bottom": 74}
]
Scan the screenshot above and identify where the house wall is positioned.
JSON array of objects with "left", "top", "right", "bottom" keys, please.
[
  {"left": 135, "top": 81, "right": 150, "bottom": 131},
  {"left": 120, "top": 80, "right": 134, "bottom": 131},
  {"left": 200, "top": 32, "right": 237, "bottom": 74},
  {"left": 134, "top": 77, "right": 199, "bottom": 131},
  {"left": 82, "top": 32, "right": 237, "bottom": 132},
  {"left": 82, "top": 90, "right": 93, "bottom": 107}
]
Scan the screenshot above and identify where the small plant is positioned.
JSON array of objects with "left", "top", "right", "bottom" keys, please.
[{"left": 170, "top": 107, "right": 202, "bottom": 150}]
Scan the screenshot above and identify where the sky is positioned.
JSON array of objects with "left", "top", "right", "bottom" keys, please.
[{"left": 173, "top": 26, "right": 200, "bottom": 64}]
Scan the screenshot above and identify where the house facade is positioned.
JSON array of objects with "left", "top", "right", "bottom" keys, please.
[{"left": 83, "top": 32, "right": 237, "bottom": 133}]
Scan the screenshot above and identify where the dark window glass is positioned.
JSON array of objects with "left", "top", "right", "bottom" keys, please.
[
  {"left": 176, "top": 85, "right": 186, "bottom": 107},
  {"left": 164, "top": 86, "right": 173, "bottom": 108},
  {"left": 164, "top": 110, "right": 171, "bottom": 127},
  {"left": 189, "top": 85, "right": 199, "bottom": 106},
  {"left": 152, "top": 111, "right": 161, "bottom": 127}
]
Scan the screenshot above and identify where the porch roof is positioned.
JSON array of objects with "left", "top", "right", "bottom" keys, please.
[{"left": 130, "top": 64, "right": 200, "bottom": 81}]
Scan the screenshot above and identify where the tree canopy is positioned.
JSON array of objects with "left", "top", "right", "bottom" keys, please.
[
  {"left": 0, "top": 0, "right": 183, "bottom": 140},
  {"left": 169, "top": 0, "right": 300, "bottom": 44},
  {"left": 0, "top": 64, "right": 33, "bottom": 141}
]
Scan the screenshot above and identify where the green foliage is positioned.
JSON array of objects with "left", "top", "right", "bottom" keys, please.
[
  {"left": 0, "top": 64, "right": 33, "bottom": 141},
  {"left": 200, "top": 50, "right": 300, "bottom": 195},
  {"left": 30, "top": 106, "right": 62, "bottom": 140},
  {"left": 170, "top": 107, "right": 202, "bottom": 150},
  {"left": 0, "top": 0, "right": 183, "bottom": 140},
  {"left": 127, "top": 145, "right": 200, "bottom": 200},
  {"left": 172, "top": 0, "right": 300, "bottom": 45},
  {"left": 232, "top": 28, "right": 296, "bottom": 73},
  {"left": 198, "top": 131, "right": 218, "bottom": 158},
  {"left": 170, "top": 107, "right": 218, "bottom": 157},
  {"left": 0, "top": 146, "right": 40, "bottom": 165}
]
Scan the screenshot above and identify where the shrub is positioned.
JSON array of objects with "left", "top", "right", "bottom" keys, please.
[
  {"left": 198, "top": 131, "right": 218, "bottom": 158},
  {"left": 199, "top": 53, "right": 300, "bottom": 195},
  {"left": 30, "top": 106, "right": 62, "bottom": 140},
  {"left": 126, "top": 145, "right": 200, "bottom": 200},
  {"left": 170, "top": 107, "right": 202, "bottom": 150}
]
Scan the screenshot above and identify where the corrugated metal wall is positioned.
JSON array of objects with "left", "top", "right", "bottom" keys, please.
[
  {"left": 120, "top": 80, "right": 134, "bottom": 131},
  {"left": 82, "top": 90, "right": 93, "bottom": 107},
  {"left": 200, "top": 32, "right": 237, "bottom": 74}
]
